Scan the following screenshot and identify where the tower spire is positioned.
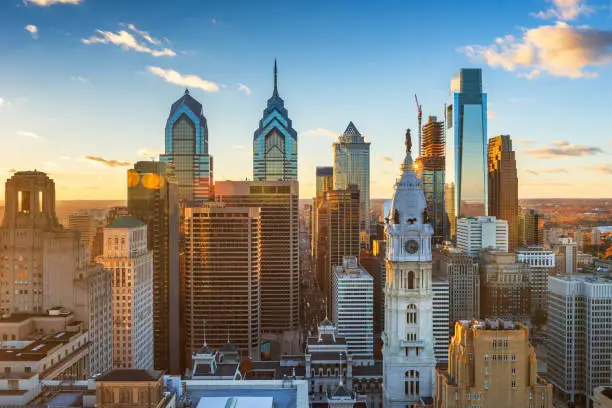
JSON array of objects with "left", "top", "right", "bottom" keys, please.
[{"left": 273, "top": 59, "right": 279, "bottom": 97}]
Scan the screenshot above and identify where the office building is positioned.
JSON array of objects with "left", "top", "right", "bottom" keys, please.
[
  {"left": 331, "top": 256, "right": 374, "bottom": 356},
  {"left": 183, "top": 204, "right": 260, "bottom": 365},
  {"left": 127, "top": 161, "right": 180, "bottom": 374},
  {"left": 215, "top": 181, "right": 299, "bottom": 353},
  {"left": 457, "top": 216, "right": 508, "bottom": 257},
  {"left": 68, "top": 211, "right": 98, "bottom": 263},
  {"left": 98, "top": 216, "right": 154, "bottom": 369},
  {"left": 383, "top": 130, "right": 436, "bottom": 407},
  {"left": 312, "top": 166, "right": 334, "bottom": 260},
  {"left": 415, "top": 116, "right": 445, "bottom": 244},
  {"left": 160, "top": 89, "right": 213, "bottom": 201},
  {"left": 360, "top": 240, "right": 386, "bottom": 338},
  {"left": 253, "top": 60, "right": 298, "bottom": 182},
  {"left": 516, "top": 246, "right": 555, "bottom": 315},
  {"left": 316, "top": 166, "right": 334, "bottom": 195},
  {"left": 445, "top": 69, "right": 488, "bottom": 240},
  {"left": 548, "top": 274, "right": 612, "bottom": 407},
  {"left": 434, "top": 320, "right": 553, "bottom": 408},
  {"left": 440, "top": 248, "right": 480, "bottom": 326},
  {"left": 488, "top": 135, "right": 519, "bottom": 251},
  {"left": 519, "top": 208, "right": 541, "bottom": 246},
  {"left": 553, "top": 236, "right": 578, "bottom": 275},
  {"left": 479, "top": 250, "right": 530, "bottom": 322},
  {"left": 432, "top": 276, "right": 450, "bottom": 364}
]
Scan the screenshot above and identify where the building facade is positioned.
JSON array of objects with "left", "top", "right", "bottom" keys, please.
[
  {"left": 553, "top": 236, "right": 578, "bottom": 275},
  {"left": 434, "top": 320, "right": 553, "bottom": 408},
  {"left": 439, "top": 248, "right": 480, "bottom": 327},
  {"left": 516, "top": 246, "right": 555, "bottom": 315},
  {"left": 487, "top": 135, "right": 519, "bottom": 251},
  {"left": 183, "top": 204, "right": 260, "bottom": 365},
  {"left": 215, "top": 181, "right": 299, "bottom": 353},
  {"left": 457, "top": 216, "right": 508, "bottom": 257},
  {"left": 253, "top": 60, "right": 298, "bottom": 182},
  {"left": 383, "top": 131, "right": 436, "bottom": 407},
  {"left": 331, "top": 256, "right": 374, "bottom": 356},
  {"left": 98, "top": 217, "right": 154, "bottom": 370},
  {"left": 127, "top": 161, "right": 180, "bottom": 374},
  {"left": 316, "top": 166, "right": 334, "bottom": 195},
  {"left": 432, "top": 277, "right": 450, "bottom": 364},
  {"left": 519, "top": 208, "right": 541, "bottom": 247},
  {"left": 445, "top": 69, "right": 488, "bottom": 240},
  {"left": 333, "top": 122, "right": 371, "bottom": 242},
  {"left": 160, "top": 89, "right": 213, "bottom": 201}
]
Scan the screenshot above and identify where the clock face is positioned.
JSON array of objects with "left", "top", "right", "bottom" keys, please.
[{"left": 404, "top": 239, "right": 419, "bottom": 254}]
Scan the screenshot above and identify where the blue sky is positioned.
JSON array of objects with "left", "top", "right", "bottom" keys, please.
[{"left": 1, "top": 0, "right": 611, "bottom": 199}]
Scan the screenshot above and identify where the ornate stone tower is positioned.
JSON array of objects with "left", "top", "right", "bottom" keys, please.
[{"left": 382, "top": 130, "right": 436, "bottom": 407}]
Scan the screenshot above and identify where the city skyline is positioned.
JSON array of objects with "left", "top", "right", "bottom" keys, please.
[{"left": 1, "top": 0, "right": 611, "bottom": 200}]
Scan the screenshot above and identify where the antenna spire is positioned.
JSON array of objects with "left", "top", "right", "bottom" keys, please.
[{"left": 273, "top": 59, "right": 279, "bottom": 97}]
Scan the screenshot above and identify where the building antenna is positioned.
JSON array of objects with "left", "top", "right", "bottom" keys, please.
[{"left": 414, "top": 94, "right": 423, "bottom": 157}]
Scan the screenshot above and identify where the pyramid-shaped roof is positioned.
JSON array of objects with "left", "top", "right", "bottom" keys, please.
[{"left": 339, "top": 121, "right": 365, "bottom": 143}]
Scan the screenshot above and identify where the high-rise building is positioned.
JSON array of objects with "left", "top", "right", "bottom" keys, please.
[
  {"left": 548, "top": 274, "right": 612, "bottom": 407},
  {"left": 316, "top": 166, "right": 334, "bottom": 195},
  {"left": 315, "top": 186, "right": 361, "bottom": 308},
  {"left": 440, "top": 248, "right": 480, "bottom": 327},
  {"left": 331, "top": 256, "right": 374, "bottom": 356},
  {"left": 553, "top": 236, "right": 578, "bottom": 275},
  {"left": 253, "top": 60, "right": 298, "bottom": 182},
  {"left": 519, "top": 207, "right": 541, "bottom": 246},
  {"left": 488, "top": 135, "right": 519, "bottom": 251},
  {"left": 68, "top": 211, "right": 97, "bottom": 263},
  {"left": 98, "top": 216, "right": 154, "bottom": 369},
  {"left": 360, "top": 240, "right": 386, "bottom": 339},
  {"left": 479, "top": 250, "right": 530, "bottom": 322},
  {"left": 516, "top": 246, "right": 555, "bottom": 315},
  {"left": 183, "top": 204, "right": 260, "bottom": 364},
  {"left": 434, "top": 320, "right": 553, "bottom": 408},
  {"left": 215, "top": 181, "right": 299, "bottom": 353},
  {"left": 383, "top": 130, "right": 436, "bottom": 407},
  {"left": 445, "top": 69, "right": 488, "bottom": 240},
  {"left": 333, "top": 122, "right": 371, "bottom": 242},
  {"left": 415, "top": 118, "right": 445, "bottom": 244},
  {"left": 160, "top": 89, "right": 213, "bottom": 202},
  {"left": 312, "top": 166, "right": 334, "bottom": 260},
  {"left": 456, "top": 216, "right": 508, "bottom": 257},
  {"left": 127, "top": 161, "right": 180, "bottom": 374},
  {"left": 432, "top": 275, "right": 450, "bottom": 364}
]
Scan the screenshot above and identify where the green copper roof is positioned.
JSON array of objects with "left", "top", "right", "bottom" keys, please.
[{"left": 106, "top": 216, "right": 145, "bottom": 229}]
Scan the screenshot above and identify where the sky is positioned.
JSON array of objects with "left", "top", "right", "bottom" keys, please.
[{"left": 0, "top": 0, "right": 611, "bottom": 200}]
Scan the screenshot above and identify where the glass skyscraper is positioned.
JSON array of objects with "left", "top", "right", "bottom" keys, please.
[
  {"left": 333, "top": 122, "right": 371, "bottom": 242},
  {"left": 253, "top": 60, "right": 298, "bottom": 181},
  {"left": 161, "top": 89, "right": 213, "bottom": 202},
  {"left": 445, "top": 69, "right": 488, "bottom": 240}
]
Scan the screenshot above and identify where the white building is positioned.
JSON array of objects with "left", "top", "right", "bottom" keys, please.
[
  {"left": 98, "top": 216, "right": 154, "bottom": 370},
  {"left": 383, "top": 132, "right": 436, "bottom": 407},
  {"left": 331, "top": 256, "right": 374, "bottom": 357},
  {"left": 456, "top": 216, "right": 508, "bottom": 257},
  {"left": 516, "top": 246, "right": 555, "bottom": 314},
  {"left": 548, "top": 274, "right": 612, "bottom": 407},
  {"left": 432, "top": 279, "right": 449, "bottom": 364}
]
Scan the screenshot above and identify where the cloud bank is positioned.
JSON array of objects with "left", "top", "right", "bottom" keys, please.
[
  {"left": 83, "top": 156, "right": 131, "bottom": 167},
  {"left": 148, "top": 67, "right": 219, "bottom": 92},
  {"left": 82, "top": 24, "right": 175, "bottom": 57},
  {"left": 525, "top": 140, "right": 603, "bottom": 158}
]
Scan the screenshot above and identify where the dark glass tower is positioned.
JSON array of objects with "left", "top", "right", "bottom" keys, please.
[
  {"left": 253, "top": 61, "right": 298, "bottom": 181},
  {"left": 445, "top": 69, "right": 488, "bottom": 240},
  {"left": 161, "top": 89, "right": 213, "bottom": 202}
]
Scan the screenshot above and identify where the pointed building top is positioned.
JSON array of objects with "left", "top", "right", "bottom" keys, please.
[
  {"left": 339, "top": 121, "right": 365, "bottom": 143},
  {"left": 273, "top": 59, "right": 279, "bottom": 98},
  {"left": 185, "top": 88, "right": 190, "bottom": 95}
]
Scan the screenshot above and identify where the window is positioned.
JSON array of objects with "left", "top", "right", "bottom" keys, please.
[
  {"left": 120, "top": 389, "right": 131, "bottom": 403},
  {"left": 511, "top": 380, "right": 517, "bottom": 389},
  {"left": 407, "top": 271, "right": 415, "bottom": 289},
  {"left": 405, "top": 370, "right": 420, "bottom": 397},
  {"left": 406, "top": 304, "right": 417, "bottom": 325}
]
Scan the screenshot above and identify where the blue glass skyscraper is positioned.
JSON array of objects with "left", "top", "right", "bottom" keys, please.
[
  {"left": 444, "top": 69, "right": 488, "bottom": 240},
  {"left": 161, "top": 89, "right": 213, "bottom": 202},
  {"left": 253, "top": 61, "right": 298, "bottom": 181}
]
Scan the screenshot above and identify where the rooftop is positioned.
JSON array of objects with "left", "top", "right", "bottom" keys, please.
[
  {"left": 106, "top": 216, "right": 146, "bottom": 229},
  {"left": 0, "top": 330, "right": 83, "bottom": 362},
  {"left": 95, "top": 369, "right": 163, "bottom": 382}
]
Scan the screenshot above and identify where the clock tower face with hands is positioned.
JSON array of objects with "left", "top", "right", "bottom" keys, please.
[{"left": 382, "top": 129, "right": 435, "bottom": 408}]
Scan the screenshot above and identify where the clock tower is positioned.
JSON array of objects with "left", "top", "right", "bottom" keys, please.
[{"left": 382, "top": 129, "right": 435, "bottom": 407}]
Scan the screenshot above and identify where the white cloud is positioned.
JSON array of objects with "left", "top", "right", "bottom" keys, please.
[
  {"left": 136, "top": 148, "right": 161, "bottom": 158},
  {"left": 532, "top": 0, "right": 593, "bottom": 21},
  {"left": 237, "top": 84, "right": 251, "bottom": 95},
  {"left": 82, "top": 25, "right": 175, "bottom": 57},
  {"left": 71, "top": 76, "right": 89, "bottom": 83},
  {"left": 147, "top": 66, "right": 219, "bottom": 92},
  {"left": 0, "top": 97, "right": 6, "bottom": 107},
  {"left": 17, "top": 130, "right": 42, "bottom": 139},
  {"left": 460, "top": 22, "right": 612, "bottom": 78},
  {"left": 24, "top": 0, "right": 81, "bottom": 6},
  {"left": 301, "top": 128, "right": 339, "bottom": 139},
  {"left": 25, "top": 25, "right": 38, "bottom": 39}
]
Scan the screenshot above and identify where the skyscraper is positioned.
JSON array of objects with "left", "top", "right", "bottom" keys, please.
[
  {"left": 553, "top": 236, "right": 578, "bottom": 275},
  {"left": 432, "top": 276, "right": 450, "bottom": 364},
  {"left": 333, "top": 122, "right": 371, "bottom": 241},
  {"left": 253, "top": 60, "right": 298, "bottom": 181},
  {"left": 316, "top": 166, "right": 334, "bottom": 195},
  {"left": 383, "top": 130, "right": 436, "bottom": 407},
  {"left": 215, "top": 181, "right": 299, "bottom": 353},
  {"left": 160, "top": 89, "right": 213, "bottom": 202},
  {"left": 516, "top": 246, "right": 555, "bottom": 315},
  {"left": 519, "top": 207, "right": 541, "bottom": 246},
  {"left": 456, "top": 216, "right": 508, "bottom": 257},
  {"left": 98, "top": 216, "right": 154, "bottom": 369},
  {"left": 445, "top": 69, "right": 488, "bottom": 240},
  {"left": 127, "top": 161, "right": 180, "bottom": 374},
  {"left": 440, "top": 248, "right": 480, "bottom": 327},
  {"left": 312, "top": 166, "right": 334, "bottom": 259},
  {"left": 183, "top": 204, "right": 260, "bottom": 363},
  {"left": 416, "top": 117, "right": 445, "bottom": 244},
  {"left": 488, "top": 135, "right": 519, "bottom": 251}
]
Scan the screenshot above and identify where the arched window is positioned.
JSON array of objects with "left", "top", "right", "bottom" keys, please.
[
  {"left": 405, "top": 370, "right": 420, "bottom": 396},
  {"left": 407, "top": 271, "right": 415, "bottom": 289},
  {"left": 406, "top": 304, "right": 417, "bottom": 325}
]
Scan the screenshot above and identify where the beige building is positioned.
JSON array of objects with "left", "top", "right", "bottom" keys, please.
[
  {"left": 594, "top": 387, "right": 612, "bottom": 408},
  {"left": 434, "top": 320, "right": 552, "bottom": 408},
  {"left": 94, "top": 369, "right": 169, "bottom": 408},
  {"left": 98, "top": 216, "right": 154, "bottom": 370}
]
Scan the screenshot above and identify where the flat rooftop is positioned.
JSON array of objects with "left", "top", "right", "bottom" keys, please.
[{"left": 0, "top": 330, "right": 83, "bottom": 362}]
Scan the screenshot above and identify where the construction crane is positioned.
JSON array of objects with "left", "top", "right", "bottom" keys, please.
[{"left": 414, "top": 94, "right": 422, "bottom": 157}]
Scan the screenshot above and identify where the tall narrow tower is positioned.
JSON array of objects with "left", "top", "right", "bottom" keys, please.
[{"left": 383, "top": 130, "right": 436, "bottom": 407}]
